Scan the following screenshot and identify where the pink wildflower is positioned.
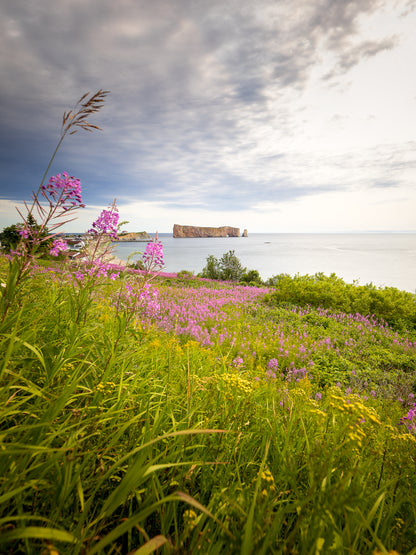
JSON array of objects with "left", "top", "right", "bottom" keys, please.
[
  {"left": 49, "top": 238, "right": 68, "bottom": 257},
  {"left": 42, "top": 172, "right": 84, "bottom": 209},
  {"left": 142, "top": 238, "right": 164, "bottom": 271},
  {"left": 88, "top": 207, "right": 119, "bottom": 239}
]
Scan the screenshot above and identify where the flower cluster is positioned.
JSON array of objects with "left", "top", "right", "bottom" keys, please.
[
  {"left": 142, "top": 239, "right": 164, "bottom": 271},
  {"left": 183, "top": 509, "right": 198, "bottom": 531},
  {"left": 88, "top": 207, "right": 119, "bottom": 240},
  {"left": 259, "top": 469, "right": 277, "bottom": 498},
  {"left": 221, "top": 372, "right": 254, "bottom": 395},
  {"left": 267, "top": 358, "right": 279, "bottom": 368},
  {"left": 232, "top": 356, "right": 244, "bottom": 368},
  {"left": 113, "top": 280, "right": 160, "bottom": 319},
  {"left": 67, "top": 261, "right": 120, "bottom": 283},
  {"left": 41, "top": 172, "right": 84, "bottom": 210},
  {"left": 18, "top": 226, "right": 29, "bottom": 239},
  {"left": 265, "top": 359, "right": 279, "bottom": 379},
  {"left": 49, "top": 238, "right": 68, "bottom": 257},
  {"left": 400, "top": 404, "right": 416, "bottom": 434}
]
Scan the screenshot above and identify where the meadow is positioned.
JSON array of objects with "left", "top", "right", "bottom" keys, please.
[
  {"left": 1, "top": 90, "right": 416, "bottom": 554},
  {"left": 1, "top": 258, "right": 416, "bottom": 554}
]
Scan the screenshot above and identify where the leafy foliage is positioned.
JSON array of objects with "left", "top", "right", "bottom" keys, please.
[
  {"left": 199, "top": 250, "right": 263, "bottom": 284},
  {"left": 0, "top": 214, "right": 51, "bottom": 254},
  {"left": 199, "top": 253, "right": 222, "bottom": 279},
  {"left": 265, "top": 272, "right": 416, "bottom": 331},
  {"left": 0, "top": 224, "right": 20, "bottom": 251},
  {"left": 219, "top": 250, "right": 246, "bottom": 281}
]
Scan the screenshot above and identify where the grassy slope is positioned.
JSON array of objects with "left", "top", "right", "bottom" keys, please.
[{"left": 1, "top": 263, "right": 416, "bottom": 553}]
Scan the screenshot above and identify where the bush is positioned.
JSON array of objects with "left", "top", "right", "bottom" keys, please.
[
  {"left": 0, "top": 224, "right": 21, "bottom": 251},
  {"left": 219, "top": 250, "right": 246, "bottom": 281},
  {"left": 199, "top": 250, "right": 246, "bottom": 281},
  {"left": 199, "top": 254, "right": 221, "bottom": 279},
  {"left": 128, "top": 259, "right": 145, "bottom": 270},
  {"left": 176, "top": 270, "right": 195, "bottom": 279},
  {"left": 0, "top": 214, "right": 51, "bottom": 254},
  {"left": 265, "top": 272, "right": 416, "bottom": 331},
  {"left": 240, "top": 269, "right": 263, "bottom": 285}
]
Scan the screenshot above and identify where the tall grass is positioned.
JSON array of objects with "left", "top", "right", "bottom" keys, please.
[{"left": 1, "top": 262, "right": 416, "bottom": 553}]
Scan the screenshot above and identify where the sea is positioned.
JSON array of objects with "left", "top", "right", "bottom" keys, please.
[{"left": 113, "top": 233, "right": 416, "bottom": 293}]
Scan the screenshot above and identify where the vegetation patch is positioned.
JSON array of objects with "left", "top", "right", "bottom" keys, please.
[{"left": 1, "top": 91, "right": 416, "bottom": 554}]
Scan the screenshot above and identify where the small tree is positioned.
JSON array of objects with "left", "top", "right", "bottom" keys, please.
[
  {"left": 219, "top": 250, "right": 246, "bottom": 281},
  {"left": 199, "top": 254, "right": 221, "bottom": 280},
  {"left": 240, "top": 269, "right": 263, "bottom": 285},
  {"left": 0, "top": 214, "right": 51, "bottom": 254},
  {"left": 200, "top": 250, "right": 246, "bottom": 281},
  {"left": 0, "top": 225, "right": 21, "bottom": 252}
]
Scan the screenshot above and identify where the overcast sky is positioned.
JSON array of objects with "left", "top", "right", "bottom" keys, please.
[{"left": 1, "top": 0, "right": 415, "bottom": 233}]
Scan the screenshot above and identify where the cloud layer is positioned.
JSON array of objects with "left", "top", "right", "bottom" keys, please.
[{"left": 0, "top": 0, "right": 415, "bottom": 231}]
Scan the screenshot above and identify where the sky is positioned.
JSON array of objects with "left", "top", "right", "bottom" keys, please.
[{"left": 0, "top": 0, "right": 415, "bottom": 234}]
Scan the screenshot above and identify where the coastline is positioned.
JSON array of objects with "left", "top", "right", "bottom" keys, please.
[{"left": 114, "top": 232, "right": 416, "bottom": 292}]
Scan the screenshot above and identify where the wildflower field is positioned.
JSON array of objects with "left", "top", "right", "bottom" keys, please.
[
  {"left": 1, "top": 90, "right": 416, "bottom": 554},
  {"left": 1, "top": 261, "right": 416, "bottom": 554}
]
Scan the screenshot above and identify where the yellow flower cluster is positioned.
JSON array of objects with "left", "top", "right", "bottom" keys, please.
[
  {"left": 259, "top": 469, "right": 277, "bottom": 498},
  {"left": 296, "top": 377, "right": 313, "bottom": 396},
  {"left": 327, "top": 391, "right": 381, "bottom": 426},
  {"left": 346, "top": 423, "right": 366, "bottom": 448},
  {"left": 183, "top": 509, "right": 198, "bottom": 530},
  {"left": 221, "top": 372, "right": 254, "bottom": 396},
  {"left": 96, "top": 381, "right": 117, "bottom": 394},
  {"left": 96, "top": 301, "right": 116, "bottom": 324},
  {"left": 289, "top": 386, "right": 327, "bottom": 422},
  {"left": 327, "top": 389, "right": 382, "bottom": 451},
  {"left": 61, "top": 362, "right": 75, "bottom": 374},
  {"left": 308, "top": 406, "right": 328, "bottom": 421},
  {"left": 183, "top": 340, "right": 200, "bottom": 350},
  {"left": 168, "top": 337, "right": 184, "bottom": 357}
]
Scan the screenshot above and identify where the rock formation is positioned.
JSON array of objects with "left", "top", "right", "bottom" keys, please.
[
  {"left": 173, "top": 224, "right": 241, "bottom": 238},
  {"left": 242, "top": 229, "right": 248, "bottom": 237},
  {"left": 117, "top": 231, "right": 151, "bottom": 242}
]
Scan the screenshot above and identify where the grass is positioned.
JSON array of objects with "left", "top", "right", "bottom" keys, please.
[{"left": 1, "top": 257, "right": 416, "bottom": 553}]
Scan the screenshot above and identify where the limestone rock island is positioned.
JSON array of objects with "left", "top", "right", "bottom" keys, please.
[{"left": 173, "top": 224, "right": 242, "bottom": 238}]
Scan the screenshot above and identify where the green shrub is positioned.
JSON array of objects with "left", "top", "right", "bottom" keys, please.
[
  {"left": 177, "top": 269, "right": 195, "bottom": 279},
  {"left": 199, "top": 254, "right": 221, "bottom": 279},
  {"left": 240, "top": 269, "right": 263, "bottom": 285},
  {"left": 265, "top": 272, "right": 416, "bottom": 331},
  {"left": 199, "top": 251, "right": 247, "bottom": 281}
]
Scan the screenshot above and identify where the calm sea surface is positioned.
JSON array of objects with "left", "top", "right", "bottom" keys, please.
[{"left": 114, "top": 233, "right": 416, "bottom": 293}]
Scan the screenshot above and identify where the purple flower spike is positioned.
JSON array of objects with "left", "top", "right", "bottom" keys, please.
[
  {"left": 89, "top": 207, "right": 119, "bottom": 239},
  {"left": 49, "top": 238, "right": 68, "bottom": 257},
  {"left": 43, "top": 172, "right": 84, "bottom": 210},
  {"left": 142, "top": 238, "right": 164, "bottom": 272}
]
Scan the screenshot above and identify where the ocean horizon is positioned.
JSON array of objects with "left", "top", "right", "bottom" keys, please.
[{"left": 113, "top": 232, "right": 416, "bottom": 293}]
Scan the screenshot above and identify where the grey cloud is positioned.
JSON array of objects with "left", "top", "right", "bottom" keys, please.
[
  {"left": 370, "top": 179, "right": 398, "bottom": 189},
  {"left": 324, "top": 36, "right": 398, "bottom": 79},
  {"left": 0, "top": 0, "right": 412, "bottom": 213}
]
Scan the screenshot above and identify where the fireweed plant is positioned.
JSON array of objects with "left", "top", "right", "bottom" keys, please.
[
  {"left": 0, "top": 90, "right": 234, "bottom": 554},
  {"left": 1, "top": 94, "right": 416, "bottom": 553},
  {"left": 0, "top": 91, "right": 108, "bottom": 321}
]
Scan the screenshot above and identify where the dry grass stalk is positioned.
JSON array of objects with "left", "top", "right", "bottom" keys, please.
[{"left": 61, "top": 89, "right": 110, "bottom": 136}]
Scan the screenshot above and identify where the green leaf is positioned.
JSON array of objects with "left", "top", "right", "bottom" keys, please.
[
  {"left": 130, "top": 535, "right": 168, "bottom": 554},
  {"left": 0, "top": 526, "right": 78, "bottom": 545}
]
